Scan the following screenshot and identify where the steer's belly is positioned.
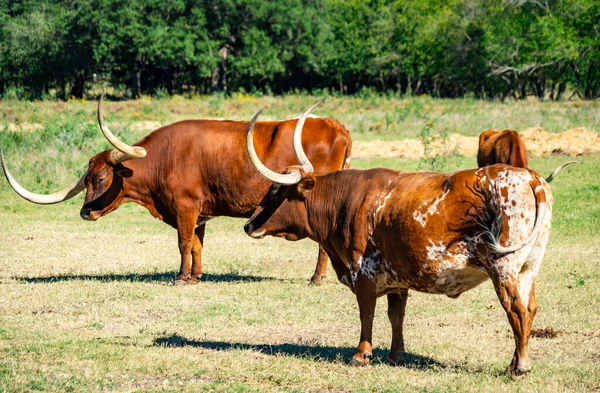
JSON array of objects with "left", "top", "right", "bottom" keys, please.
[
  {"left": 375, "top": 263, "right": 489, "bottom": 298},
  {"left": 373, "top": 239, "right": 489, "bottom": 297},
  {"left": 426, "top": 266, "right": 489, "bottom": 297}
]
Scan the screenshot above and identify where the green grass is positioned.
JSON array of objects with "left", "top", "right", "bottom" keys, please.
[
  {"left": 0, "top": 97, "right": 599, "bottom": 392},
  {"left": 1, "top": 93, "right": 599, "bottom": 144},
  {"left": 1, "top": 94, "right": 598, "bottom": 193},
  {"left": 0, "top": 156, "right": 598, "bottom": 392}
]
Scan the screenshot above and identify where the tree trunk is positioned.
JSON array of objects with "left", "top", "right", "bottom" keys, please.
[
  {"left": 168, "top": 68, "right": 177, "bottom": 95},
  {"left": 535, "top": 71, "right": 546, "bottom": 101},
  {"left": 552, "top": 82, "right": 563, "bottom": 100},
  {"left": 584, "top": 61, "right": 596, "bottom": 99},
  {"left": 517, "top": 77, "right": 527, "bottom": 99},
  {"left": 413, "top": 79, "right": 422, "bottom": 96},
  {"left": 211, "top": 44, "right": 231, "bottom": 94},
  {"left": 132, "top": 68, "right": 142, "bottom": 98},
  {"left": 70, "top": 72, "right": 86, "bottom": 99},
  {"left": 399, "top": 75, "right": 408, "bottom": 96}
]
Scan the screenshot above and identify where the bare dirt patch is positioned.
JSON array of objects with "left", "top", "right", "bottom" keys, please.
[
  {"left": 3, "top": 123, "right": 44, "bottom": 132},
  {"left": 353, "top": 128, "right": 600, "bottom": 159},
  {"left": 5, "top": 121, "right": 598, "bottom": 159}
]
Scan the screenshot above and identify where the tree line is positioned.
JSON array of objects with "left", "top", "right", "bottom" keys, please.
[{"left": 1, "top": 0, "right": 598, "bottom": 100}]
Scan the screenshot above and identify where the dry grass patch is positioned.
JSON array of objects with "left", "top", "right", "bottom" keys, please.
[{"left": 1, "top": 156, "right": 598, "bottom": 392}]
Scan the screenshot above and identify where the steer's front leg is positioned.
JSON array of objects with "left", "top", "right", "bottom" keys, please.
[
  {"left": 387, "top": 289, "right": 409, "bottom": 365},
  {"left": 174, "top": 209, "right": 199, "bottom": 285},
  {"left": 350, "top": 274, "right": 378, "bottom": 366}
]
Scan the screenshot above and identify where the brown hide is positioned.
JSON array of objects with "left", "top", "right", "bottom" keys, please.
[
  {"left": 99, "top": 118, "right": 350, "bottom": 283},
  {"left": 477, "top": 129, "right": 529, "bottom": 168},
  {"left": 6, "top": 117, "right": 351, "bottom": 284},
  {"left": 245, "top": 164, "right": 552, "bottom": 376}
]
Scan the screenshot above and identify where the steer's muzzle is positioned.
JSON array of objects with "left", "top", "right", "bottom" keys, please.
[
  {"left": 244, "top": 221, "right": 266, "bottom": 239},
  {"left": 80, "top": 208, "right": 92, "bottom": 221}
]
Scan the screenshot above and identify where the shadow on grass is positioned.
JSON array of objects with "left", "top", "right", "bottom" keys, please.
[
  {"left": 152, "top": 333, "right": 448, "bottom": 371},
  {"left": 14, "top": 271, "right": 278, "bottom": 284}
]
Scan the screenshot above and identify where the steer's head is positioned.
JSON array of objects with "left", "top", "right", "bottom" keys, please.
[
  {"left": 243, "top": 103, "right": 319, "bottom": 241},
  {"left": 78, "top": 150, "right": 135, "bottom": 221},
  {"left": 244, "top": 166, "right": 316, "bottom": 240},
  {"left": 1, "top": 93, "right": 146, "bottom": 221}
]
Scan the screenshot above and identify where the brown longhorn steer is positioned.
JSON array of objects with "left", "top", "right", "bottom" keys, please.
[
  {"left": 478, "top": 128, "right": 578, "bottom": 182},
  {"left": 244, "top": 107, "right": 553, "bottom": 376},
  {"left": 0, "top": 97, "right": 351, "bottom": 285}
]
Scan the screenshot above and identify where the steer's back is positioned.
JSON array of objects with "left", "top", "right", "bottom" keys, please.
[{"left": 136, "top": 118, "right": 351, "bottom": 217}]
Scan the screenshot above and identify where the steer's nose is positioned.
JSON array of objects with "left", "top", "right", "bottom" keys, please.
[
  {"left": 80, "top": 208, "right": 91, "bottom": 220},
  {"left": 243, "top": 222, "right": 251, "bottom": 234}
]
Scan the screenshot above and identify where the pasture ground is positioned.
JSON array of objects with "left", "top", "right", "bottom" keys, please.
[{"left": 1, "top": 96, "right": 599, "bottom": 392}]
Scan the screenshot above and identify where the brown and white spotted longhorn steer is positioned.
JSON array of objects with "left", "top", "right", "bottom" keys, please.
[
  {"left": 478, "top": 128, "right": 578, "bottom": 182},
  {"left": 244, "top": 107, "right": 553, "bottom": 376}
]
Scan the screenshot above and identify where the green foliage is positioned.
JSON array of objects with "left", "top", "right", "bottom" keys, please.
[{"left": 0, "top": 0, "right": 599, "bottom": 99}]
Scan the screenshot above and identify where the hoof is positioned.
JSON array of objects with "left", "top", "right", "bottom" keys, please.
[
  {"left": 506, "top": 364, "right": 531, "bottom": 379},
  {"left": 174, "top": 279, "right": 189, "bottom": 286},
  {"left": 309, "top": 275, "right": 325, "bottom": 286},
  {"left": 387, "top": 352, "right": 405, "bottom": 366},
  {"left": 349, "top": 353, "right": 371, "bottom": 367}
]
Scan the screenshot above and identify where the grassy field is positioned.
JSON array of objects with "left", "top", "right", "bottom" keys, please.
[
  {"left": 1, "top": 96, "right": 599, "bottom": 392},
  {"left": 1, "top": 93, "right": 599, "bottom": 143}
]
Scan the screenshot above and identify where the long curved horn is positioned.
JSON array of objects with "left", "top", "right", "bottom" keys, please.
[
  {"left": 1, "top": 148, "right": 87, "bottom": 204},
  {"left": 292, "top": 100, "right": 322, "bottom": 174},
  {"left": 98, "top": 93, "right": 147, "bottom": 164},
  {"left": 246, "top": 109, "right": 302, "bottom": 185},
  {"left": 545, "top": 161, "right": 580, "bottom": 183}
]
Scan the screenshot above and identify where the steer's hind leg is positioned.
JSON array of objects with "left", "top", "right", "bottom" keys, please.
[
  {"left": 387, "top": 289, "right": 409, "bottom": 365},
  {"left": 174, "top": 209, "right": 199, "bottom": 285},
  {"left": 484, "top": 253, "right": 538, "bottom": 377},
  {"left": 310, "top": 246, "right": 329, "bottom": 285},
  {"left": 188, "top": 224, "right": 206, "bottom": 284}
]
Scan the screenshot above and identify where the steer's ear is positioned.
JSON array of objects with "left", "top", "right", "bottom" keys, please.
[
  {"left": 297, "top": 174, "right": 315, "bottom": 195},
  {"left": 114, "top": 164, "right": 133, "bottom": 178}
]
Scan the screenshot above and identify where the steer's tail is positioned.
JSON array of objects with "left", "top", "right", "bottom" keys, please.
[
  {"left": 341, "top": 142, "right": 352, "bottom": 170},
  {"left": 342, "top": 122, "right": 352, "bottom": 170},
  {"left": 544, "top": 161, "right": 579, "bottom": 183},
  {"left": 477, "top": 169, "right": 548, "bottom": 255}
]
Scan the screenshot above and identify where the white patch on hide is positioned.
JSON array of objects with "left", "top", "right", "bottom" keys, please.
[
  {"left": 375, "top": 257, "right": 404, "bottom": 295},
  {"left": 422, "top": 239, "right": 488, "bottom": 296},
  {"left": 372, "top": 179, "right": 396, "bottom": 220},
  {"left": 360, "top": 250, "right": 382, "bottom": 280},
  {"left": 426, "top": 241, "right": 447, "bottom": 262},
  {"left": 432, "top": 266, "right": 489, "bottom": 297},
  {"left": 412, "top": 189, "right": 450, "bottom": 228}
]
